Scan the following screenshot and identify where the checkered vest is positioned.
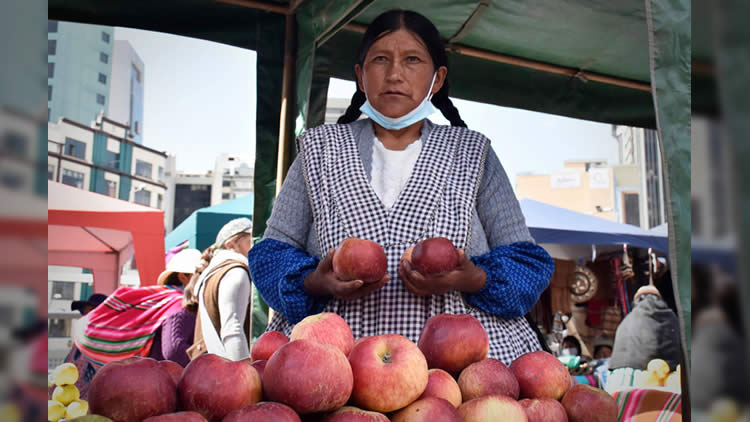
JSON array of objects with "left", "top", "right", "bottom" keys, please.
[{"left": 268, "top": 123, "right": 540, "bottom": 364}]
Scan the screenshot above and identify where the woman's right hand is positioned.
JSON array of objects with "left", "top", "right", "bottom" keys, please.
[{"left": 304, "top": 248, "right": 391, "bottom": 300}]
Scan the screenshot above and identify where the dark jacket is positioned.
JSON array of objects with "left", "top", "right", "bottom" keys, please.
[{"left": 609, "top": 293, "right": 682, "bottom": 371}]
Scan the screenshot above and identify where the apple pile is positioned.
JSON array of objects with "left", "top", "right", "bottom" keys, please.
[{"left": 82, "top": 315, "right": 619, "bottom": 420}]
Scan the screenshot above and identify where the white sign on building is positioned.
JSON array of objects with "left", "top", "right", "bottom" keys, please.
[{"left": 550, "top": 171, "right": 581, "bottom": 189}]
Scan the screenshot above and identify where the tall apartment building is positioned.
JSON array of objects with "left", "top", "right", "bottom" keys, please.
[
  {"left": 171, "top": 173, "right": 213, "bottom": 230},
  {"left": 212, "top": 153, "right": 254, "bottom": 205},
  {"left": 48, "top": 21, "right": 145, "bottom": 144},
  {"left": 47, "top": 115, "right": 167, "bottom": 209}
]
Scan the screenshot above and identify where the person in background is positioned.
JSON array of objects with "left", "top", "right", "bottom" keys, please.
[
  {"left": 593, "top": 336, "right": 613, "bottom": 359},
  {"left": 63, "top": 248, "right": 203, "bottom": 399},
  {"left": 609, "top": 284, "right": 682, "bottom": 371},
  {"left": 70, "top": 293, "right": 107, "bottom": 316},
  {"left": 190, "top": 218, "right": 253, "bottom": 361},
  {"left": 560, "top": 335, "right": 582, "bottom": 357}
]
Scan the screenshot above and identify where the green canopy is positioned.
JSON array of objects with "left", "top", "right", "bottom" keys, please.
[
  {"left": 49, "top": 0, "right": 691, "bottom": 406},
  {"left": 165, "top": 194, "right": 254, "bottom": 252}
]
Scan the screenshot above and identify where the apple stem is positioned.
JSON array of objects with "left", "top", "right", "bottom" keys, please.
[{"left": 381, "top": 353, "right": 392, "bottom": 364}]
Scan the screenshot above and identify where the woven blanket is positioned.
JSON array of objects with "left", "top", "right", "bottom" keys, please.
[{"left": 614, "top": 388, "right": 682, "bottom": 421}]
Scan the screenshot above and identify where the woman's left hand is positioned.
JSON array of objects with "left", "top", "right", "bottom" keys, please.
[{"left": 398, "top": 249, "right": 486, "bottom": 296}]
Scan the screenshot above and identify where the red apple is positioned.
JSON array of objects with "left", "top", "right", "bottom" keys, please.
[
  {"left": 290, "top": 312, "right": 355, "bottom": 356},
  {"left": 142, "top": 411, "right": 207, "bottom": 421},
  {"left": 458, "top": 395, "right": 528, "bottom": 422},
  {"left": 223, "top": 402, "right": 301, "bottom": 422},
  {"left": 391, "top": 397, "right": 462, "bottom": 422},
  {"left": 332, "top": 238, "right": 387, "bottom": 282},
  {"left": 348, "top": 334, "right": 428, "bottom": 413},
  {"left": 560, "top": 384, "right": 618, "bottom": 422},
  {"left": 322, "top": 406, "right": 389, "bottom": 421},
  {"left": 519, "top": 398, "right": 568, "bottom": 422},
  {"left": 418, "top": 313, "right": 489, "bottom": 375},
  {"left": 264, "top": 339, "right": 353, "bottom": 414},
  {"left": 510, "top": 351, "right": 571, "bottom": 400},
  {"left": 251, "top": 330, "right": 289, "bottom": 361},
  {"left": 458, "top": 358, "right": 519, "bottom": 401},
  {"left": 417, "top": 368, "right": 462, "bottom": 408},
  {"left": 411, "top": 237, "right": 459, "bottom": 275},
  {"left": 88, "top": 356, "right": 177, "bottom": 422},
  {"left": 250, "top": 360, "right": 266, "bottom": 381},
  {"left": 158, "top": 360, "right": 184, "bottom": 386},
  {"left": 178, "top": 353, "right": 262, "bottom": 422}
]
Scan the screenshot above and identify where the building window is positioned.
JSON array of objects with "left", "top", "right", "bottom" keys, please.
[
  {"left": 134, "top": 189, "right": 151, "bottom": 206},
  {"left": 48, "top": 318, "right": 71, "bottom": 338},
  {"left": 48, "top": 20, "right": 58, "bottom": 33},
  {"left": 100, "top": 52, "right": 109, "bottom": 64},
  {"left": 102, "top": 31, "right": 110, "bottom": 43},
  {"left": 132, "top": 64, "right": 142, "bottom": 83},
  {"left": 98, "top": 73, "right": 107, "bottom": 84},
  {"left": 222, "top": 193, "right": 230, "bottom": 199},
  {"left": 106, "top": 180, "right": 117, "bottom": 197},
  {"left": 135, "top": 160, "right": 152, "bottom": 179},
  {"left": 158, "top": 166, "right": 164, "bottom": 181},
  {"left": 48, "top": 62, "right": 55, "bottom": 78},
  {"left": 48, "top": 85, "right": 52, "bottom": 101},
  {"left": 2, "top": 131, "right": 28, "bottom": 158},
  {"left": 96, "top": 94, "right": 106, "bottom": 105},
  {"left": 48, "top": 39, "right": 57, "bottom": 55},
  {"left": 63, "top": 137, "right": 86, "bottom": 160},
  {"left": 48, "top": 164, "right": 55, "bottom": 180},
  {"left": 61, "top": 169, "right": 84, "bottom": 189},
  {"left": 623, "top": 192, "right": 640, "bottom": 226},
  {"left": 222, "top": 180, "right": 231, "bottom": 187},
  {"left": 51, "top": 281, "right": 75, "bottom": 300},
  {"left": 157, "top": 193, "right": 163, "bottom": 209},
  {"left": 134, "top": 121, "right": 140, "bottom": 135},
  {"left": 103, "top": 150, "right": 120, "bottom": 170}
]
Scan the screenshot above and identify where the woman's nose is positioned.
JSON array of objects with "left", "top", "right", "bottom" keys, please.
[{"left": 385, "top": 62, "right": 404, "bottom": 81}]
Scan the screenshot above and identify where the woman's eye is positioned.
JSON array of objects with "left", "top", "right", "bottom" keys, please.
[
  {"left": 373, "top": 56, "right": 387, "bottom": 62},
  {"left": 406, "top": 56, "right": 422, "bottom": 63}
]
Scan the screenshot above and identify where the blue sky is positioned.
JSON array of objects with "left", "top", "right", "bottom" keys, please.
[{"left": 115, "top": 27, "right": 618, "bottom": 187}]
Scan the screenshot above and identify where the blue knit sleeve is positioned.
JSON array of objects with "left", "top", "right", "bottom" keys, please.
[
  {"left": 464, "top": 241, "right": 554, "bottom": 318},
  {"left": 248, "top": 238, "right": 330, "bottom": 324}
]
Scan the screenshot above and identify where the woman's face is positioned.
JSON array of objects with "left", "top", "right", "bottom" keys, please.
[{"left": 355, "top": 29, "right": 447, "bottom": 118}]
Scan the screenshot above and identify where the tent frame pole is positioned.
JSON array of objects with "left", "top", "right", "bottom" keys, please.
[{"left": 275, "top": 12, "right": 297, "bottom": 196}]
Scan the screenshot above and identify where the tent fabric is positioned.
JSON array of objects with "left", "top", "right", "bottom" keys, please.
[
  {"left": 48, "top": 181, "right": 165, "bottom": 294},
  {"left": 165, "top": 194, "right": 254, "bottom": 252},
  {"left": 521, "top": 199, "right": 669, "bottom": 253},
  {"left": 644, "top": 0, "right": 691, "bottom": 383}
]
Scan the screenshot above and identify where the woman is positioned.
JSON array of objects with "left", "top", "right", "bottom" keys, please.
[
  {"left": 248, "top": 9, "right": 554, "bottom": 364},
  {"left": 191, "top": 217, "right": 254, "bottom": 361},
  {"left": 65, "top": 248, "right": 202, "bottom": 398}
]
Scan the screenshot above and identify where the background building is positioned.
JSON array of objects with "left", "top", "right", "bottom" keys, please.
[
  {"left": 48, "top": 21, "right": 145, "bottom": 145},
  {"left": 171, "top": 172, "right": 213, "bottom": 230},
  {"left": 516, "top": 126, "right": 665, "bottom": 229},
  {"left": 211, "top": 153, "right": 254, "bottom": 205},
  {"left": 47, "top": 21, "right": 115, "bottom": 126},
  {"left": 108, "top": 40, "right": 145, "bottom": 144},
  {"left": 47, "top": 115, "right": 167, "bottom": 208}
]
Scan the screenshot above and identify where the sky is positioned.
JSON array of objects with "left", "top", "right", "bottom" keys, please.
[{"left": 115, "top": 27, "right": 618, "bottom": 187}]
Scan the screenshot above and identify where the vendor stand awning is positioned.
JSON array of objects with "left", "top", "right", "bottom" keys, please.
[
  {"left": 48, "top": 181, "right": 166, "bottom": 294},
  {"left": 165, "top": 194, "right": 254, "bottom": 252}
]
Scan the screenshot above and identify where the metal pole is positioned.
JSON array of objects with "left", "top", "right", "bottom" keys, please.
[{"left": 275, "top": 13, "right": 297, "bottom": 197}]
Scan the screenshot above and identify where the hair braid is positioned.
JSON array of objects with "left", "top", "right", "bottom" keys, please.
[
  {"left": 431, "top": 82, "right": 467, "bottom": 127},
  {"left": 337, "top": 91, "right": 367, "bottom": 124}
]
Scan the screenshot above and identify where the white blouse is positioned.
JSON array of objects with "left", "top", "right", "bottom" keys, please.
[{"left": 370, "top": 137, "right": 423, "bottom": 210}]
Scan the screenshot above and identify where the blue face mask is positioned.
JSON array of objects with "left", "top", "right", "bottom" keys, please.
[{"left": 359, "top": 72, "right": 438, "bottom": 130}]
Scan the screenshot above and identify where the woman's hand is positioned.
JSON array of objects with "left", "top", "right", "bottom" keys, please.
[
  {"left": 304, "top": 249, "right": 391, "bottom": 300},
  {"left": 398, "top": 250, "right": 486, "bottom": 296}
]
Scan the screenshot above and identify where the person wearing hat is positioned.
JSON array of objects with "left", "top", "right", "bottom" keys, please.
[
  {"left": 593, "top": 336, "right": 614, "bottom": 359},
  {"left": 609, "top": 284, "right": 682, "bottom": 371},
  {"left": 190, "top": 217, "right": 253, "bottom": 361},
  {"left": 70, "top": 293, "right": 107, "bottom": 316}
]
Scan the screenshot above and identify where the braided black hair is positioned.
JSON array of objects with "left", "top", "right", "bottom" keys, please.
[{"left": 337, "top": 9, "right": 467, "bottom": 128}]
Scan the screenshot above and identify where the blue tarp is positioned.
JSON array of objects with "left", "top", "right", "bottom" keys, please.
[
  {"left": 520, "top": 199, "right": 669, "bottom": 253},
  {"left": 165, "top": 194, "right": 254, "bottom": 252}
]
